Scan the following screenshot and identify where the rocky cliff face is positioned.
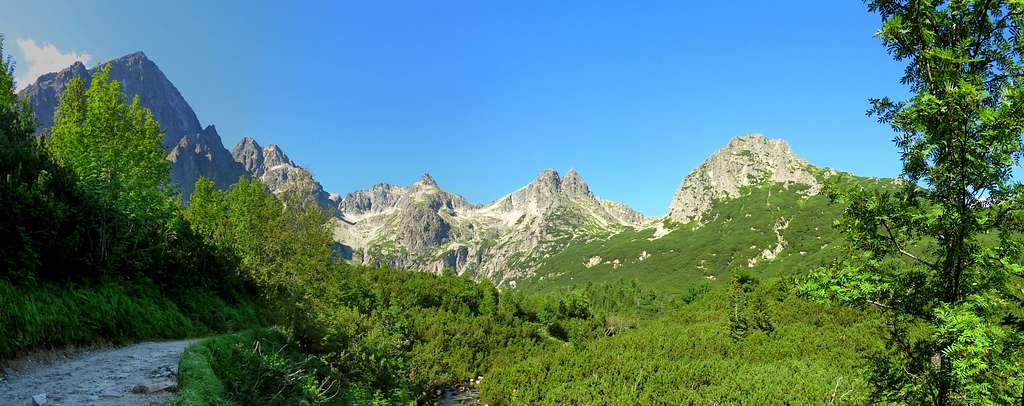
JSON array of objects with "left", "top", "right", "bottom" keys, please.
[
  {"left": 18, "top": 52, "right": 243, "bottom": 199},
  {"left": 667, "top": 134, "right": 822, "bottom": 224},
  {"left": 230, "top": 137, "right": 333, "bottom": 208},
  {"left": 167, "top": 125, "right": 248, "bottom": 198},
  {"left": 333, "top": 169, "right": 649, "bottom": 286},
  {"left": 337, "top": 183, "right": 407, "bottom": 219}
]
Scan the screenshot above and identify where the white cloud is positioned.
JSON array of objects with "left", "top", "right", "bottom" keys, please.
[{"left": 14, "top": 38, "right": 92, "bottom": 92}]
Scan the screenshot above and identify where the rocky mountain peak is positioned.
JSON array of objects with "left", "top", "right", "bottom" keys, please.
[
  {"left": 485, "top": 168, "right": 620, "bottom": 221},
  {"left": 561, "top": 169, "right": 593, "bottom": 198},
  {"left": 19, "top": 50, "right": 203, "bottom": 148},
  {"left": 415, "top": 173, "right": 439, "bottom": 188},
  {"left": 18, "top": 51, "right": 340, "bottom": 205},
  {"left": 231, "top": 137, "right": 264, "bottom": 176},
  {"left": 228, "top": 139, "right": 332, "bottom": 208},
  {"left": 167, "top": 125, "right": 248, "bottom": 200},
  {"left": 532, "top": 169, "right": 561, "bottom": 193},
  {"left": 105, "top": 52, "right": 202, "bottom": 149},
  {"left": 261, "top": 144, "right": 294, "bottom": 169},
  {"left": 18, "top": 62, "right": 88, "bottom": 134},
  {"left": 236, "top": 136, "right": 261, "bottom": 150},
  {"left": 67, "top": 61, "right": 87, "bottom": 72},
  {"left": 119, "top": 51, "right": 149, "bottom": 62},
  {"left": 520, "top": 168, "right": 594, "bottom": 199},
  {"left": 722, "top": 134, "right": 787, "bottom": 155},
  {"left": 338, "top": 183, "right": 406, "bottom": 216},
  {"left": 333, "top": 167, "right": 649, "bottom": 283},
  {"left": 18, "top": 51, "right": 225, "bottom": 199},
  {"left": 667, "top": 133, "right": 821, "bottom": 224}
]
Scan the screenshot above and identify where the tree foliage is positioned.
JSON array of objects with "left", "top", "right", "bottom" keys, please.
[
  {"left": 47, "top": 64, "right": 177, "bottom": 264},
  {"left": 0, "top": 36, "right": 97, "bottom": 281},
  {"left": 805, "top": 1, "right": 1024, "bottom": 403},
  {"left": 185, "top": 177, "right": 333, "bottom": 334}
]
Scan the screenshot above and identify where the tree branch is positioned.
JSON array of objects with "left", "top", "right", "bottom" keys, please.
[
  {"left": 880, "top": 218, "right": 938, "bottom": 268},
  {"left": 866, "top": 299, "right": 891, "bottom": 309}
]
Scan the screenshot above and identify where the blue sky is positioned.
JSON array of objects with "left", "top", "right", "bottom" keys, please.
[{"left": 3, "top": 1, "right": 907, "bottom": 215}]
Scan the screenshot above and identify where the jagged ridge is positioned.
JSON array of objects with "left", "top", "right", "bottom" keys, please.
[
  {"left": 332, "top": 169, "right": 649, "bottom": 285},
  {"left": 230, "top": 137, "right": 333, "bottom": 208}
]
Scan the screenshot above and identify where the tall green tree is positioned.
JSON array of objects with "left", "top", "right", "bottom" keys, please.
[
  {"left": 48, "top": 64, "right": 174, "bottom": 223},
  {"left": 805, "top": 1, "right": 1024, "bottom": 404},
  {"left": 0, "top": 36, "right": 47, "bottom": 277},
  {"left": 47, "top": 63, "right": 177, "bottom": 270},
  {"left": 0, "top": 36, "right": 101, "bottom": 281},
  {"left": 185, "top": 177, "right": 332, "bottom": 334}
]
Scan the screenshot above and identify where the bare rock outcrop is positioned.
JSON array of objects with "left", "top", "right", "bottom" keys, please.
[
  {"left": 19, "top": 52, "right": 202, "bottom": 148},
  {"left": 230, "top": 138, "right": 333, "bottom": 208},
  {"left": 667, "top": 134, "right": 821, "bottom": 224}
]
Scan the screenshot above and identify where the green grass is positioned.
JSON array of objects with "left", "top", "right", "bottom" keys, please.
[
  {"left": 0, "top": 279, "right": 266, "bottom": 361},
  {"left": 174, "top": 334, "right": 234, "bottom": 406},
  {"left": 173, "top": 331, "right": 289, "bottom": 406}
]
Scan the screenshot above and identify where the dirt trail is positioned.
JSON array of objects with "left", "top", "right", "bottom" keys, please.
[{"left": 0, "top": 339, "right": 194, "bottom": 405}]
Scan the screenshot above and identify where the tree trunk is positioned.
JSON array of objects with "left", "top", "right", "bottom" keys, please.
[{"left": 937, "top": 356, "right": 950, "bottom": 406}]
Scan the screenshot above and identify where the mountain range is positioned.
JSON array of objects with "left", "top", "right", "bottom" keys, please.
[
  {"left": 18, "top": 51, "right": 861, "bottom": 288},
  {"left": 17, "top": 51, "right": 328, "bottom": 202}
]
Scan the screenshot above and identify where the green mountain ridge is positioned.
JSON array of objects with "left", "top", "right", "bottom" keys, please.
[{"left": 524, "top": 172, "right": 897, "bottom": 293}]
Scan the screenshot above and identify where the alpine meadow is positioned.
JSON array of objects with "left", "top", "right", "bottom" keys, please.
[{"left": 1, "top": 1, "right": 1024, "bottom": 405}]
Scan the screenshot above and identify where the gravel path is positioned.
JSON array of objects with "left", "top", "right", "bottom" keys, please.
[{"left": 0, "top": 339, "right": 194, "bottom": 405}]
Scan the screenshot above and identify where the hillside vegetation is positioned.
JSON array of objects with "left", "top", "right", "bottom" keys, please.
[
  {"left": 525, "top": 174, "right": 895, "bottom": 293},
  {"left": 173, "top": 265, "right": 886, "bottom": 404}
]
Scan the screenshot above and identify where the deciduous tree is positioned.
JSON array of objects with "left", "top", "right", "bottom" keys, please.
[{"left": 805, "top": 1, "right": 1024, "bottom": 403}]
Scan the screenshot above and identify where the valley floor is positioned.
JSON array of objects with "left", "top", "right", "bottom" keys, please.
[{"left": 0, "top": 339, "right": 193, "bottom": 405}]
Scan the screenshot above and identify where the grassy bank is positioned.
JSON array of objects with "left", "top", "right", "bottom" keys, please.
[
  {"left": 0, "top": 279, "right": 266, "bottom": 361},
  {"left": 173, "top": 332, "right": 244, "bottom": 406}
]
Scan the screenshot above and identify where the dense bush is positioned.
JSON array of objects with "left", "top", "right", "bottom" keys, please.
[{"left": 483, "top": 283, "right": 882, "bottom": 404}]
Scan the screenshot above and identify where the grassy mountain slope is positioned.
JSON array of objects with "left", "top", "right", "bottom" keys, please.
[{"left": 523, "top": 173, "right": 896, "bottom": 294}]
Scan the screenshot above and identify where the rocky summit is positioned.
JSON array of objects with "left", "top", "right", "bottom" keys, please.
[
  {"left": 667, "top": 134, "right": 824, "bottom": 224},
  {"left": 167, "top": 125, "right": 247, "bottom": 199},
  {"left": 230, "top": 137, "right": 333, "bottom": 208},
  {"left": 19, "top": 51, "right": 202, "bottom": 149}
]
